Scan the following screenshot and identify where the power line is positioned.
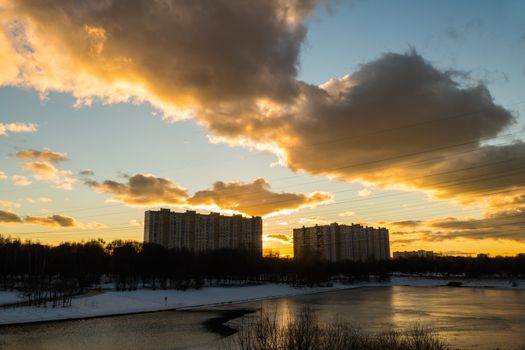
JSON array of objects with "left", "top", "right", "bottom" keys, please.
[
  {"left": 31, "top": 159, "right": 524, "bottom": 227},
  {"left": 10, "top": 178, "right": 525, "bottom": 239},
  {"left": 261, "top": 184, "right": 525, "bottom": 234},
  {"left": 6, "top": 130, "right": 520, "bottom": 220},
  {"left": 270, "top": 216, "right": 525, "bottom": 250},
  {"left": 5, "top": 159, "right": 525, "bottom": 240},
  {"left": 2, "top": 102, "right": 525, "bottom": 240},
  {"left": 146, "top": 100, "right": 525, "bottom": 179},
  {"left": 3, "top": 100, "right": 523, "bottom": 197}
]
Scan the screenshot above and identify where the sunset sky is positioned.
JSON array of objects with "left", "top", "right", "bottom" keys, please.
[{"left": 1, "top": 0, "right": 525, "bottom": 257}]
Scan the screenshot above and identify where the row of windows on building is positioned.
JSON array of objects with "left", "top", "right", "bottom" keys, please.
[
  {"left": 144, "top": 209, "right": 263, "bottom": 254},
  {"left": 293, "top": 223, "right": 390, "bottom": 262}
]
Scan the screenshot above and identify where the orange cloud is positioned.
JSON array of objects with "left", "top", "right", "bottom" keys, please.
[
  {"left": 26, "top": 197, "right": 52, "bottom": 203},
  {"left": 85, "top": 174, "right": 332, "bottom": 216},
  {"left": 202, "top": 53, "right": 519, "bottom": 205},
  {"left": 11, "top": 175, "right": 31, "bottom": 186},
  {"left": 24, "top": 214, "right": 76, "bottom": 227},
  {"left": 388, "top": 194, "right": 525, "bottom": 243},
  {"left": 0, "top": 122, "right": 37, "bottom": 136},
  {"left": 1, "top": 0, "right": 314, "bottom": 114},
  {"left": 0, "top": 210, "right": 76, "bottom": 227},
  {"left": 23, "top": 161, "right": 76, "bottom": 190},
  {"left": 188, "top": 178, "right": 332, "bottom": 216},
  {"left": 0, "top": 200, "right": 21, "bottom": 208},
  {"left": 16, "top": 148, "right": 67, "bottom": 162},
  {"left": 0, "top": 210, "right": 23, "bottom": 223},
  {"left": 390, "top": 220, "right": 424, "bottom": 228},
  {"left": 2, "top": 1, "right": 524, "bottom": 243},
  {"left": 3, "top": 3, "right": 520, "bottom": 204},
  {"left": 264, "top": 233, "right": 293, "bottom": 245},
  {"left": 85, "top": 174, "right": 188, "bottom": 205}
]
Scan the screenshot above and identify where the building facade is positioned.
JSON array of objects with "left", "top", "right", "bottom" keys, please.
[
  {"left": 144, "top": 209, "right": 262, "bottom": 255},
  {"left": 293, "top": 223, "right": 390, "bottom": 262}
]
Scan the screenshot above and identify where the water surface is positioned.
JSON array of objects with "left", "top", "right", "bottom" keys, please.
[
  {"left": 0, "top": 310, "right": 226, "bottom": 350},
  {"left": 224, "top": 286, "right": 525, "bottom": 349},
  {"left": 1, "top": 286, "right": 524, "bottom": 349}
]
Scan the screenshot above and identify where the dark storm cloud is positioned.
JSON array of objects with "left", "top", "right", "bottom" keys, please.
[
  {"left": 5, "top": 2, "right": 522, "bottom": 204},
  {"left": 204, "top": 51, "right": 520, "bottom": 203},
  {"left": 5, "top": 0, "right": 320, "bottom": 105},
  {"left": 408, "top": 143, "right": 525, "bottom": 200},
  {"left": 3, "top": 1, "right": 525, "bottom": 242}
]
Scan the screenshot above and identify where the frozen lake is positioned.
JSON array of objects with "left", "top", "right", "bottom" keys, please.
[{"left": 1, "top": 286, "right": 524, "bottom": 349}]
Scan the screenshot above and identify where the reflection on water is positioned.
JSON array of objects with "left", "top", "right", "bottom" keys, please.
[
  {"left": 0, "top": 310, "right": 223, "bottom": 350},
  {"left": 224, "top": 286, "right": 525, "bottom": 349},
  {"left": 0, "top": 286, "right": 524, "bottom": 350}
]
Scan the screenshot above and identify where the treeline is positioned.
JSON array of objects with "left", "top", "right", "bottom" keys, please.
[
  {"left": 0, "top": 236, "right": 339, "bottom": 306},
  {"left": 389, "top": 254, "right": 525, "bottom": 277},
  {"left": 1, "top": 236, "right": 524, "bottom": 307},
  {"left": 0, "top": 236, "right": 107, "bottom": 307}
]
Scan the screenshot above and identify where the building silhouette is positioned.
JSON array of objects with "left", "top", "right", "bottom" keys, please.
[
  {"left": 293, "top": 223, "right": 390, "bottom": 262},
  {"left": 393, "top": 250, "right": 435, "bottom": 259},
  {"left": 144, "top": 209, "right": 262, "bottom": 255}
]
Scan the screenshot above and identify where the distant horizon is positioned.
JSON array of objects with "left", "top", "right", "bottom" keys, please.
[{"left": 3, "top": 230, "right": 524, "bottom": 258}]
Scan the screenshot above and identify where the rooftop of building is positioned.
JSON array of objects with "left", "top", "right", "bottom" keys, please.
[
  {"left": 293, "top": 222, "right": 388, "bottom": 230},
  {"left": 146, "top": 208, "right": 262, "bottom": 219}
]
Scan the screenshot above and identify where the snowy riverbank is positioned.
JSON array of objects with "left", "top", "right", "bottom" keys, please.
[{"left": 1, "top": 276, "right": 524, "bottom": 326}]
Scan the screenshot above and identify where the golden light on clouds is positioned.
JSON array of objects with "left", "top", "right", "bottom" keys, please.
[
  {"left": 23, "top": 161, "right": 76, "bottom": 190},
  {"left": 0, "top": 122, "right": 37, "bottom": 135},
  {"left": 0, "top": 210, "right": 76, "bottom": 227},
  {"left": 85, "top": 174, "right": 332, "bottom": 217},
  {"left": 16, "top": 148, "right": 67, "bottom": 162},
  {"left": 0, "top": 0, "right": 523, "bottom": 254}
]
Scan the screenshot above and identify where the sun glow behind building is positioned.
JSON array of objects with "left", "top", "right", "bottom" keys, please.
[{"left": 0, "top": 1, "right": 524, "bottom": 257}]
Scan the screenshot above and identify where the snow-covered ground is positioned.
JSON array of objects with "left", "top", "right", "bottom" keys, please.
[
  {"left": 0, "top": 283, "right": 350, "bottom": 325},
  {"left": 0, "top": 291, "right": 22, "bottom": 306},
  {"left": 1, "top": 277, "right": 523, "bottom": 326}
]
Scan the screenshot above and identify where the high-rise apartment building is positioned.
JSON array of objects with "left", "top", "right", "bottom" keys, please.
[
  {"left": 293, "top": 223, "right": 390, "bottom": 262},
  {"left": 144, "top": 209, "right": 262, "bottom": 255}
]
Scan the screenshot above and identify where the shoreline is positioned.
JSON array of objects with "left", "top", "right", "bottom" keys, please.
[
  {"left": 1, "top": 276, "right": 524, "bottom": 328},
  {"left": 0, "top": 283, "right": 354, "bottom": 327},
  {"left": 201, "top": 309, "right": 256, "bottom": 336},
  {"left": 0, "top": 285, "right": 349, "bottom": 329}
]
